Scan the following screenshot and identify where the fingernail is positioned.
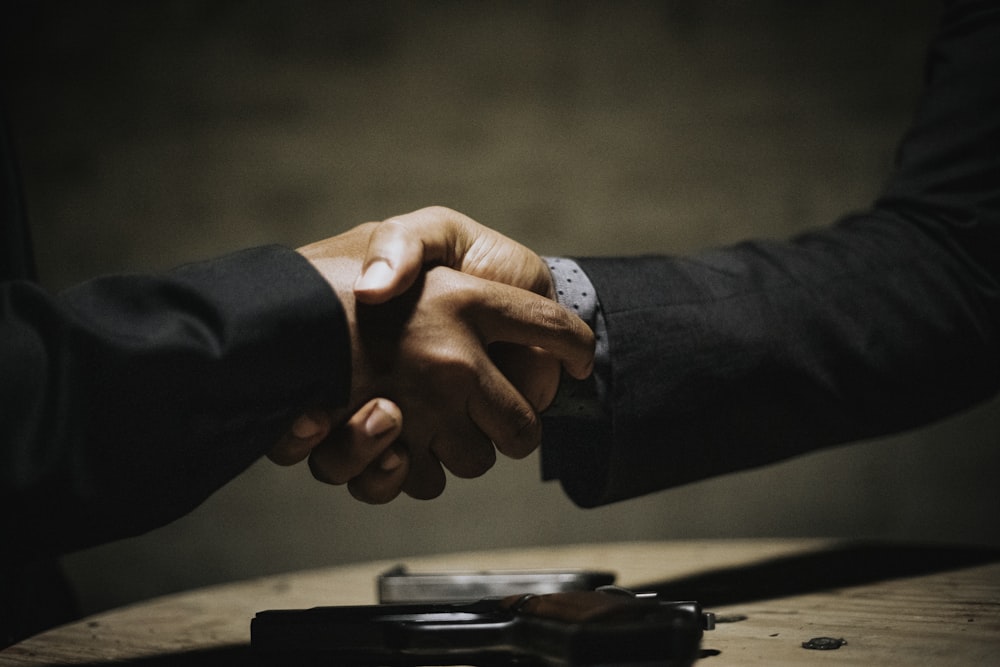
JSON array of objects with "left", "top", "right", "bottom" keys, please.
[
  {"left": 379, "top": 449, "right": 403, "bottom": 471},
  {"left": 364, "top": 403, "right": 398, "bottom": 438},
  {"left": 354, "top": 260, "right": 394, "bottom": 293}
]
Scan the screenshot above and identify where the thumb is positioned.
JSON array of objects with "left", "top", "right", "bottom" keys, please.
[
  {"left": 353, "top": 217, "right": 430, "bottom": 304},
  {"left": 353, "top": 258, "right": 408, "bottom": 304},
  {"left": 354, "top": 206, "right": 474, "bottom": 303}
]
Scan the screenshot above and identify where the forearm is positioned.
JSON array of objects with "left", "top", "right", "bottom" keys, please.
[
  {"left": 542, "top": 0, "right": 1000, "bottom": 507},
  {"left": 1, "top": 245, "right": 349, "bottom": 560},
  {"left": 561, "top": 219, "right": 998, "bottom": 505}
]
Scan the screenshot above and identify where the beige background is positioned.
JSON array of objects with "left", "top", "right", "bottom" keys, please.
[{"left": 3, "top": 0, "right": 998, "bottom": 615}]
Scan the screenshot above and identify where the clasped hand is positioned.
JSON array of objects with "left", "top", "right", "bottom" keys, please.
[{"left": 270, "top": 208, "right": 595, "bottom": 503}]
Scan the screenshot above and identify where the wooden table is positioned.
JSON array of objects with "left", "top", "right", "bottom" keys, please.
[{"left": 2, "top": 539, "right": 998, "bottom": 665}]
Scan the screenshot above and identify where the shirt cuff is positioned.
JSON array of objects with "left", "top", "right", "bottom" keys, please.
[{"left": 542, "top": 257, "right": 609, "bottom": 418}]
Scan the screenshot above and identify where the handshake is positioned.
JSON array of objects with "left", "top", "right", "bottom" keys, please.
[{"left": 268, "top": 207, "right": 596, "bottom": 505}]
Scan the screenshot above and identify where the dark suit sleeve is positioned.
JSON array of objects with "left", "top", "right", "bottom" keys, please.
[
  {"left": 1, "top": 245, "right": 350, "bottom": 561},
  {"left": 542, "top": 0, "right": 1000, "bottom": 507}
]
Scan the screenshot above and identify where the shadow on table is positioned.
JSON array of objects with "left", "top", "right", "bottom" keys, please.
[
  {"left": 64, "top": 645, "right": 255, "bottom": 667},
  {"left": 636, "top": 540, "right": 1000, "bottom": 608},
  {"left": 60, "top": 542, "right": 1000, "bottom": 666}
]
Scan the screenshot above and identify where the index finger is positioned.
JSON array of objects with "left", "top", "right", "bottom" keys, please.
[{"left": 469, "top": 276, "right": 596, "bottom": 380}]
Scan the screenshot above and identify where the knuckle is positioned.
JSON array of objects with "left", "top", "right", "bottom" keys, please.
[
  {"left": 376, "top": 217, "right": 416, "bottom": 248},
  {"left": 422, "top": 204, "right": 453, "bottom": 218},
  {"left": 424, "top": 343, "right": 479, "bottom": 386},
  {"left": 533, "top": 299, "right": 572, "bottom": 333},
  {"left": 380, "top": 215, "right": 409, "bottom": 232}
]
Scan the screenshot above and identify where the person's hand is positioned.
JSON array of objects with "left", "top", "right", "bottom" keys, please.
[
  {"left": 296, "top": 221, "right": 594, "bottom": 501},
  {"left": 355, "top": 206, "right": 567, "bottom": 410},
  {"left": 354, "top": 205, "right": 556, "bottom": 303},
  {"left": 331, "top": 207, "right": 589, "bottom": 503},
  {"left": 269, "top": 398, "right": 410, "bottom": 504}
]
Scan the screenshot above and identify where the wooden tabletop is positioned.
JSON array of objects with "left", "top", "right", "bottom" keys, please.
[{"left": 2, "top": 539, "right": 998, "bottom": 666}]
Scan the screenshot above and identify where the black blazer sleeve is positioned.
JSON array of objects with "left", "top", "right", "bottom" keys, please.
[
  {"left": 1, "top": 246, "right": 350, "bottom": 561},
  {"left": 542, "top": 0, "right": 1000, "bottom": 507}
]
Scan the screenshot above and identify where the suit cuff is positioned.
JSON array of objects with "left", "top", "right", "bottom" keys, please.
[{"left": 540, "top": 257, "right": 615, "bottom": 505}]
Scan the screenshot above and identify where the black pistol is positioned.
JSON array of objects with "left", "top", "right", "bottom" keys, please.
[{"left": 251, "top": 586, "right": 714, "bottom": 666}]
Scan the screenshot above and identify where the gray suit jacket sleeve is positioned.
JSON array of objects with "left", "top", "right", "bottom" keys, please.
[{"left": 542, "top": 0, "right": 1000, "bottom": 507}]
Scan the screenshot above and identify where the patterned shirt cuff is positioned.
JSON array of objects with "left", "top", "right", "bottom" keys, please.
[{"left": 542, "top": 257, "right": 609, "bottom": 418}]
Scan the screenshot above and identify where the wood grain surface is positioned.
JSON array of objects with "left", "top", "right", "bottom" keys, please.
[{"left": 2, "top": 539, "right": 998, "bottom": 666}]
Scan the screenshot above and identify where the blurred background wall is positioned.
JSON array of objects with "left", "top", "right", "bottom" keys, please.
[{"left": 3, "top": 0, "right": 998, "bottom": 616}]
